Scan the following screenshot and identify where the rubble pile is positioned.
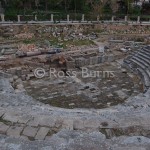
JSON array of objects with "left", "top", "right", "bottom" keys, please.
[
  {"left": 96, "top": 24, "right": 150, "bottom": 34},
  {"left": 0, "top": 24, "right": 149, "bottom": 40},
  {"left": 14, "top": 33, "right": 34, "bottom": 39},
  {"left": 0, "top": 23, "right": 150, "bottom": 149},
  {"left": 18, "top": 44, "right": 37, "bottom": 52}
]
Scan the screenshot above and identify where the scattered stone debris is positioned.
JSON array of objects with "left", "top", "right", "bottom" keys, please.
[
  {"left": 0, "top": 23, "right": 150, "bottom": 149},
  {"left": 15, "top": 33, "right": 34, "bottom": 39},
  {"left": 18, "top": 44, "right": 37, "bottom": 52}
]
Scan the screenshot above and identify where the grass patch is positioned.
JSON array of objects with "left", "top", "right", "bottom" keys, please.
[
  {"left": 0, "top": 117, "right": 12, "bottom": 125},
  {"left": 49, "top": 37, "right": 95, "bottom": 48},
  {"left": 27, "top": 137, "right": 35, "bottom": 141},
  {"left": 47, "top": 129, "right": 58, "bottom": 136},
  {"left": 65, "top": 39, "right": 95, "bottom": 46},
  {"left": 22, "top": 38, "right": 37, "bottom": 44}
]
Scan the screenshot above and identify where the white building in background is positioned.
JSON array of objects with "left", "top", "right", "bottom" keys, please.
[{"left": 132, "top": 0, "right": 150, "bottom": 6}]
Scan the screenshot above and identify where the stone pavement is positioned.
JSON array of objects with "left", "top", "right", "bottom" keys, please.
[
  {"left": 0, "top": 130, "right": 150, "bottom": 150},
  {"left": 0, "top": 71, "right": 150, "bottom": 149}
]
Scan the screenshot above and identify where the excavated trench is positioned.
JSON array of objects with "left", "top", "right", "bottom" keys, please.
[
  {"left": 0, "top": 24, "right": 147, "bottom": 110},
  {"left": 23, "top": 63, "right": 143, "bottom": 109}
]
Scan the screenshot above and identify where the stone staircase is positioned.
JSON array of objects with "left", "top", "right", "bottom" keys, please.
[{"left": 123, "top": 46, "right": 150, "bottom": 92}]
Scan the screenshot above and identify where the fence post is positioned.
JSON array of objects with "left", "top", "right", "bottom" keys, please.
[
  {"left": 82, "top": 14, "right": 85, "bottom": 22},
  {"left": 67, "top": 14, "right": 69, "bottom": 23},
  {"left": 35, "top": 15, "right": 37, "bottom": 21},
  {"left": 1, "top": 14, "right": 5, "bottom": 22},
  {"left": 51, "top": 14, "right": 54, "bottom": 22},
  {"left": 17, "top": 15, "right": 20, "bottom": 22},
  {"left": 125, "top": 16, "right": 128, "bottom": 22},
  {"left": 137, "top": 16, "right": 140, "bottom": 23},
  {"left": 97, "top": 15, "right": 100, "bottom": 22},
  {"left": 112, "top": 16, "right": 115, "bottom": 22}
]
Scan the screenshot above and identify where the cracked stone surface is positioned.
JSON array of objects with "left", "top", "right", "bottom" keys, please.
[
  {"left": 0, "top": 24, "right": 150, "bottom": 149},
  {"left": 0, "top": 75, "right": 149, "bottom": 149}
]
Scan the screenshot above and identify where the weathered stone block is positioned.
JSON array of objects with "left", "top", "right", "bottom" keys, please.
[
  {"left": 23, "top": 126, "right": 38, "bottom": 137},
  {"left": 35, "top": 127, "right": 49, "bottom": 140},
  {"left": 62, "top": 119, "right": 73, "bottom": 130},
  {"left": 0, "top": 123, "right": 9, "bottom": 134},
  {"left": 7, "top": 126, "right": 23, "bottom": 138},
  {"left": 73, "top": 119, "right": 84, "bottom": 130}
]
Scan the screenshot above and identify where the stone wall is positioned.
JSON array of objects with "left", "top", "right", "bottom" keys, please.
[
  {"left": 66, "top": 57, "right": 75, "bottom": 69},
  {"left": 74, "top": 54, "right": 114, "bottom": 68}
]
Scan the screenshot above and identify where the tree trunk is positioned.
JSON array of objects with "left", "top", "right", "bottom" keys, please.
[
  {"left": 74, "top": 0, "right": 77, "bottom": 20},
  {"left": 45, "top": 1, "right": 48, "bottom": 12},
  {"left": 65, "top": 0, "right": 67, "bottom": 12}
]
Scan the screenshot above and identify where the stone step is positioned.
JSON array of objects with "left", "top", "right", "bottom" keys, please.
[
  {"left": 140, "top": 49, "right": 150, "bottom": 56},
  {"left": 146, "top": 69, "right": 150, "bottom": 77},
  {"left": 135, "top": 54, "right": 150, "bottom": 66},
  {"left": 137, "top": 68, "right": 150, "bottom": 88},
  {"left": 129, "top": 62, "right": 138, "bottom": 69},
  {"left": 130, "top": 57, "right": 148, "bottom": 69},
  {"left": 134, "top": 57, "right": 149, "bottom": 68},
  {"left": 137, "top": 52, "right": 150, "bottom": 61},
  {"left": 131, "top": 49, "right": 150, "bottom": 58},
  {"left": 133, "top": 56, "right": 149, "bottom": 66},
  {"left": 123, "top": 59, "right": 131, "bottom": 64},
  {"left": 0, "top": 45, "right": 17, "bottom": 49},
  {"left": 144, "top": 45, "right": 150, "bottom": 49},
  {"left": 142, "top": 47, "right": 150, "bottom": 53}
]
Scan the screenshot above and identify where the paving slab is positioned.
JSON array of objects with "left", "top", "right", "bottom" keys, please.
[
  {"left": 23, "top": 126, "right": 38, "bottom": 138},
  {"left": 28, "top": 116, "right": 56, "bottom": 127},
  {"left": 39, "top": 116, "right": 56, "bottom": 127},
  {"left": 7, "top": 126, "right": 23, "bottom": 138},
  {"left": 0, "top": 123, "right": 10, "bottom": 134},
  {"left": 62, "top": 119, "right": 73, "bottom": 130},
  {"left": 20, "top": 135, "right": 29, "bottom": 141},
  {"left": 73, "top": 119, "right": 84, "bottom": 130},
  {"left": 27, "top": 117, "right": 40, "bottom": 127},
  {"left": 17, "top": 115, "right": 32, "bottom": 124},
  {"left": 3, "top": 111, "right": 19, "bottom": 123},
  {"left": 35, "top": 127, "right": 49, "bottom": 140}
]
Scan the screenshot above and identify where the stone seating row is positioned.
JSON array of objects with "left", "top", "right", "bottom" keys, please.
[{"left": 123, "top": 46, "right": 150, "bottom": 92}]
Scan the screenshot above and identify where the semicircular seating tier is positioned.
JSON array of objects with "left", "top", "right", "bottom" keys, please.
[{"left": 123, "top": 45, "right": 150, "bottom": 93}]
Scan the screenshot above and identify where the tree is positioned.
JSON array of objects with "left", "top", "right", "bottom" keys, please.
[
  {"left": 111, "top": 0, "right": 119, "bottom": 14},
  {"left": 124, "top": 0, "right": 134, "bottom": 14},
  {"left": 86, "top": 0, "right": 109, "bottom": 15}
]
